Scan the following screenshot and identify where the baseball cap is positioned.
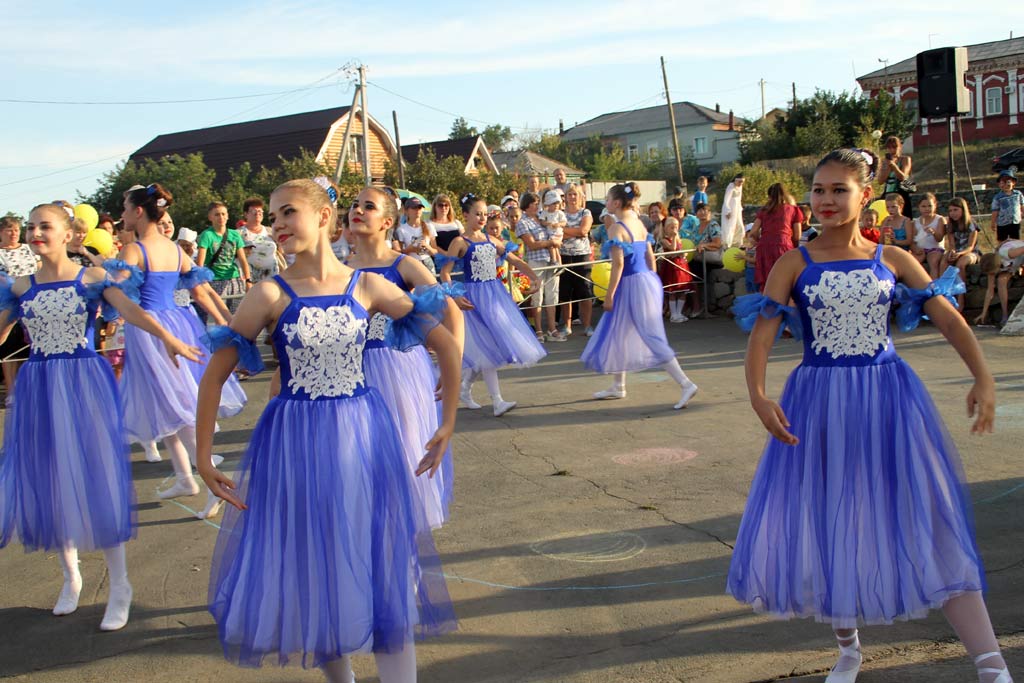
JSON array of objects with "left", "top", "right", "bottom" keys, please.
[
  {"left": 403, "top": 197, "right": 424, "bottom": 209},
  {"left": 176, "top": 228, "right": 198, "bottom": 245},
  {"left": 998, "top": 169, "right": 1016, "bottom": 180}
]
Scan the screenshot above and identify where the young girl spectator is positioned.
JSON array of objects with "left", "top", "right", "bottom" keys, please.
[
  {"left": 859, "top": 207, "right": 881, "bottom": 243},
  {"left": 195, "top": 179, "right": 459, "bottom": 680},
  {"left": 974, "top": 239, "right": 1024, "bottom": 328},
  {"left": 944, "top": 197, "right": 981, "bottom": 311},
  {"left": 443, "top": 194, "right": 545, "bottom": 415},
  {"left": 880, "top": 193, "right": 911, "bottom": 249},
  {"left": 581, "top": 183, "right": 698, "bottom": 409},
  {"left": 559, "top": 184, "right": 595, "bottom": 336},
  {"left": 730, "top": 148, "right": 1010, "bottom": 683},
  {"left": 657, "top": 217, "right": 693, "bottom": 322},
  {"left": 393, "top": 197, "right": 438, "bottom": 276},
  {"left": 878, "top": 135, "right": 913, "bottom": 217},
  {"left": 0, "top": 202, "right": 200, "bottom": 631},
  {"left": 748, "top": 182, "right": 803, "bottom": 292},
  {"left": 428, "top": 192, "right": 463, "bottom": 251},
  {"left": 911, "top": 192, "right": 946, "bottom": 279}
]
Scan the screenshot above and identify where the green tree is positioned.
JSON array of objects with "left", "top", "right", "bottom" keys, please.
[
  {"left": 715, "top": 162, "right": 808, "bottom": 208},
  {"left": 448, "top": 118, "right": 514, "bottom": 152},
  {"left": 449, "top": 117, "right": 476, "bottom": 140}
]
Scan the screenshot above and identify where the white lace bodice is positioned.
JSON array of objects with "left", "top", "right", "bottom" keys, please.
[
  {"left": 470, "top": 242, "right": 498, "bottom": 282},
  {"left": 20, "top": 286, "right": 90, "bottom": 356},
  {"left": 366, "top": 312, "right": 389, "bottom": 342},
  {"left": 802, "top": 268, "right": 894, "bottom": 359},
  {"left": 280, "top": 304, "right": 367, "bottom": 399}
]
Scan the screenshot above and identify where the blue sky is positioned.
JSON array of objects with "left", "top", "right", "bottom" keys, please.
[{"left": 0, "top": 0, "right": 1012, "bottom": 216}]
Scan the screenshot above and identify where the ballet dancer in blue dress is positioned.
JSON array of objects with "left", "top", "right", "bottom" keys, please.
[
  {"left": 729, "top": 149, "right": 1011, "bottom": 683},
  {"left": 111, "top": 184, "right": 246, "bottom": 520},
  {"left": 0, "top": 203, "right": 201, "bottom": 630},
  {"left": 441, "top": 193, "right": 545, "bottom": 416},
  {"left": 347, "top": 184, "right": 462, "bottom": 530},
  {"left": 194, "top": 179, "right": 460, "bottom": 682},
  {"left": 580, "top": 183, "right": 698, "bottom": 409}
]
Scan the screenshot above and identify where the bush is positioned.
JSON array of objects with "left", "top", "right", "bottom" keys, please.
[{"left": 714, "top": 162, "right": 808, "bottom": 208}]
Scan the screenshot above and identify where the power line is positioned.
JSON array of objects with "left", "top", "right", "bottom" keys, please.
[{"left": 0, "top": 82, "right": 342, "bottom": 106}]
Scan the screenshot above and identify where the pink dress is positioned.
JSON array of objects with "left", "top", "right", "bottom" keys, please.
[{"left": 754, "top": 204, "right": 803, "bottom": 289}]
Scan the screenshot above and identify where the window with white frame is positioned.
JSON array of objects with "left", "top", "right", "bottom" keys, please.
[
  {"left": 647, "top": 142, "right": 659, "bottom": 159},
  {"left": 985, "top": 87, "right": 1003, "bottom": 116},
  {"left": 348, "top": 135, "right": 364, "bottom": 163},
  {"left": 965, "top": 89, "right": 975, "bottom": 118},
  {"left": 627, "top": 144, "right": 639, "bottom": 160},
  {"left": 693, "top": 137, "right": 708, "bottom": 155}
]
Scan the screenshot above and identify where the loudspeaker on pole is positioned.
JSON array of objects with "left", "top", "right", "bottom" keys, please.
[{"left": 916, "top": 47, "right": 970, "bottom": 118}]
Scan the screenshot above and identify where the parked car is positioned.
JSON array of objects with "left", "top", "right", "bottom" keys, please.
[{"left": 992, "top": 148, "right": 1024, "bottom": 175}]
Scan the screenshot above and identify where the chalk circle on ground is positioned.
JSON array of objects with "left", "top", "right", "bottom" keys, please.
[
  {"left": 612, "top": 448, "right": 698, "bottom": 466},
  {"left": 529, "top": 531, "right": 646, "bottom": 563}
]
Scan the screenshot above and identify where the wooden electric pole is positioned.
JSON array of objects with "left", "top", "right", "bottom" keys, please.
[
  {"left": 660, "top": 56, "right": 685, "bottom": 189},
  {"left": 393, "top": 110, "right": 405, "bottom": 189},
  {"left": 359, "top": 65, "right": 371, "bottom": 185},
  {"left": 334, "top": 84, "right": 362, "bottom": 184}
]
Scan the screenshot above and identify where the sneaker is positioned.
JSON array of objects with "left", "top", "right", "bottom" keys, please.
[
  {"left": 677, "top": 314, "right": 689, "bottom": 322},
  {"left": 460, "top": 389, "right": 482, "bottom": 410},
  {"left": 572, "top": 318, "right": 582, "bottom": 326},
  {"left": 593, "top": 387, "right": 626, "bottom": 400},
  {"left": 493, "top": 399, "right": 517, "bottom": 417},
  {"left": 559, "top": 325, "right": 572, "bottom": 337},
  {"left": 545, "top": 330, "right": 568, "bottom": 342},
  {"left": 584, "top": 326, "right": 595, "bottom": 337},
  {"left": 669, "top": 315, "right": 682, "bottom": 323}
]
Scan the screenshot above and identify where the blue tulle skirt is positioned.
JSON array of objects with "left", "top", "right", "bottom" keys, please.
[
  {"left": 0, "top": 356, "right": 135, "bottom": 552},
  {"left": 462, "top": 279, "right": 546, "bottom": 371},
  {"left": 364, "top": 345, "right": 453, "bottom": 530},
  {"left": 208, "top": 390, "right": 456, "bottom": 668},
  {"left": 727, "top": 359, "right": 985, "bottom": 628},
  {"left": 581, "top": 270, "right": 676, "bottom": 373},
  {"left": 120, "top": 307, "right": 246, "bottom": 443}
]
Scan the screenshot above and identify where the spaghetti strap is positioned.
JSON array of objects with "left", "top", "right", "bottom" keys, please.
[
  {"left": 74, "top": 267, "right": 87, "bottom": 283},
  {"left": 344, "top": 271, "right": 360, "bottom": 296},
  {"left": 29, "top": 274, "right": 36, "bottom": 287},
  {"left": 391, "top": 254, "right": 404, "bottom": 269},
  {"left": 137, "top": 242, "right": 149, "bottom": 271},
  {"left": 797, "top": 246, "right": 813, "bottom": 265},
  {"left": 874, "top": 244, "right": 884, "bottom": 261},
  {"left": 614, "top": 220, "right": 638, "bottom": 243},
  {"left": 272, "top": 275, "right": 298, "bottom": 300},
  {"left": 176, "top": 246, "right": 182, "bottom": 272}
]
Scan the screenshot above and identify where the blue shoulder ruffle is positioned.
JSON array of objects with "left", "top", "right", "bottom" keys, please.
[
  {"left": 440, "top": 281, "right": 467, "bottom": 298},
  {"left": 894, "top": 266, "right": 965, "bottom": 331},
  {"left": 497, "top": 241, "right": 520, "bottom": 266},
  {"left": 0, "top": 277, "right": 20, "bottom": 321},
  {"left": 82, "top": 278, "right": 121, "bottom": 322},
  {"left": 385, "top": 284, "right": 446, "bottom": 351},
  {"left": 102, "top": 259, "right": 144, "bottom": 303},
  {"left": 178, "top": 266, "right": 214, "bottom": 290},
  {"left": 732, "top": 294, "right": 803, "bottom": 340},
  {"left": 600, "top": 238, "right": 635, "bottom": 260},
  {"left": 433, "top": 253, "right": 460, "bottom": 267},
  {"left": 203, "top": 326, "right": 265, "bottom": 374}
]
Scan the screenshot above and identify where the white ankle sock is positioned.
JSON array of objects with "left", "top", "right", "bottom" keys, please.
[
  {"left": 612, "top": 372, "right": 626, "bottom": 392},
  {"left": 374, "top": 642, "right": 417, "bottom": 683},
  {"left": 482, "top": 369, "right": 502, "bottom": 400},
  {"left": 53, "top": 545, "right": 82, "bottom": 616},
  {"left": 661, "top": 359, "right": 692, "bottom": 388},
  {"left": 100, "top": 544, "right": 132, "bottom": 631}
]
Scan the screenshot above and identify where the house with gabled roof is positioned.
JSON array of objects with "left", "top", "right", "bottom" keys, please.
[
  {"left": 130, "top": 106, "right": 398, "bottom": 185},
  {"left": 857, "top": 36, "right": 1024, "bottom": 146},
  {"left": 561, "top": 101, "right": 744, "bottom": 170},
  {"left": 489, "top": 150, "right": 586, "bottom": 184},
  {"left": 400, "top": 135, "right": 498, "bottom": 175}
]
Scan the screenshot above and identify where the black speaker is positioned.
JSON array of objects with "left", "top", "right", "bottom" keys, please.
[{"left": 916, "top": 47, "right": 970, "bottom": 117}]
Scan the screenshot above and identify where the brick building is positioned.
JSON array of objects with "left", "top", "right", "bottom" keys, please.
[{"left": 857, "top": 36, "right": 1024, "bottom": 146}]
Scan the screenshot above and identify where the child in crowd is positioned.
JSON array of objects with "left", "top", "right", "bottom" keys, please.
[
  {"left": 975, "top": 238, "right": 1024, "bottom": 328},
  {"left": 859, "top": 207, "right": 881, "bottom": 243},
  {"left": 730, "top": 148, "right": 1011, "bottom": 683},
  {"left": 691, "top": 175, "right": 709, "bottom": 214},
  {"left": 742, "top": 228, "right": 758, "bottom": 294},
  {"left": 657, "top": 216, "right": 692, "bottom": 322},
  {"left": 539, "top": 190, "right": 566, "bottom": 266},
  {"left": 911, "top": 192, "right": 946, "bottom": 279},
  {"left": 880, "top": 193, "right": 911, "bottom": 249},
  {"left": 990, "top": 169, "right": 1023, "bottom": 241},
  {"left": 944, "top": 197, "right": 981, "bottom": 312}
]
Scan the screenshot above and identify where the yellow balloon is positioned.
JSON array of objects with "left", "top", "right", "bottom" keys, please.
[
  {"left": 723, "top": 247, "right": 746, "bottom": 273},
  {"left": 591, "top": 261, "right": 611, "bottom": 298},
  {"left": 73, "top": 203, "right": 99, "bottom": 230},
  {"left": 868, "top": 199, "right": 889, "bottom": 221},
  {"left": 678, "top": 238, "right": 696, "bottom": 262},
  {"left": 83, "top": 228, "right": 114, "bottom": 257}
]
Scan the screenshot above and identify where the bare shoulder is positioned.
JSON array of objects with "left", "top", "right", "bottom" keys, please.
[
  {"left": 397, "top": 253, "right": 436, "bottom": 287},
  {"left": 81, "top": 266, "right": 109, "bottom": 285},
  {"left": 9, "top": 275, "right": 32, "bottom": 296}
]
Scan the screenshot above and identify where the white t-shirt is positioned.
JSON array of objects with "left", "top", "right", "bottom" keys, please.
[
  {"left": 395, "top": 223, "right": 437, "bottom": 253},
  {"left": 999, "top": 239, "right": 1024, "bottom": 271},
  {"left": 240, "top": 226, "right": 278, "bottom": 272},
  {"left": 913, "top": 216, "right": 943, "bottom": 250},
  {"left": 429, "top": 220, "right": 462, "bottom": 236}
]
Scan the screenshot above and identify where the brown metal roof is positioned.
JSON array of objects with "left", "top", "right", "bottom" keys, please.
[
  {"left": 130, "top": 107, "right": 350, "bottom": 185},
  {"left": 857, "top": 36, "right": 1024, "bottom": 82},
  {"left": 400, "top": 136, "right": 480, "bottom": 164}
]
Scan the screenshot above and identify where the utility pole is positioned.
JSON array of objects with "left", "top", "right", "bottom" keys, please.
[
  {"left": 792, "top": 82, "right": 798, "bottom": 110},
  {"left": 392, "top": 110, "right": 405, "bottom": 189},
  {"left": 759, "top": 78, "right": 767, "bottom": 119},
  {"left": 334, "top": 84, "right": 362, "bottom": 184},
  {"left": 359, "top": 65, "right": 371, "bottom": 186},
  {"left": 660, "top": 56, "right": 685, "bottom": 190}
]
